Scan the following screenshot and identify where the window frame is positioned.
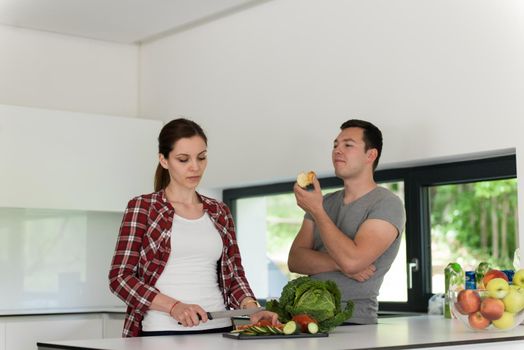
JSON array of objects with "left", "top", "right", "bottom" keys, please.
[
  {"left": 223, "top": 154, "right": 517, "bottom": 312},
  {"left": 405, "top": 154, "right": 517, "bottom": 311}
]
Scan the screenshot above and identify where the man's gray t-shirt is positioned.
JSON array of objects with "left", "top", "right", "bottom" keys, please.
[{"left": 304, "top": 186, "right": 405, "bottom": 324}]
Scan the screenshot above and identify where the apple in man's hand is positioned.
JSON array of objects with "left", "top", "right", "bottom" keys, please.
[{"left": 486, "top": 278, "right": 510, "bottom": 299}]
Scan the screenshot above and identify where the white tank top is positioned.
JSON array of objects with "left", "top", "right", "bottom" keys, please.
[{"left": 142, "top": 212, "right": 232, "bottom": 331}]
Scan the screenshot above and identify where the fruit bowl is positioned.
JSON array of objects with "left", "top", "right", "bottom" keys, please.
[{"left": 450, "top": 287, "right": 524, "bottom": 332}]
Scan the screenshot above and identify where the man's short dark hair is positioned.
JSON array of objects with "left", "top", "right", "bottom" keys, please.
[{"left": 340, "top": 119, "right": 383, "bottom": 171}]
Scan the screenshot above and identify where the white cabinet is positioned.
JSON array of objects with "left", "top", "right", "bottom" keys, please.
[
  {"left": 6, "top": 314, "right": 102, "bottom": 350},
  {"left": 0, "top": 105, "right": 153, "bottom": 349},
  {"left": 1, "top": 313, "right": 125, "bottom": 350},
  {"left": 0, "top": 104, "right": 162, "bottom": 212},
  {"left": 102, "top": 313, "right": 125, "bottom": 338},
  {"left": 0, "top": 322, "right": 5, "bottom": 350}
]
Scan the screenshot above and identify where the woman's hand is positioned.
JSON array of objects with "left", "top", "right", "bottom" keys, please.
[
  {"left": 241, "top": 298, "right": 280, "bottom": 326},
  {"left": 249, "top": 310, "right": 280, "bottom": 325},
  {"left": 170, "top": 302, "right": 208, "bottom": 327}
]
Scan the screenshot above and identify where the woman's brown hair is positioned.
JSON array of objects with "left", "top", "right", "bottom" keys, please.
[{"left": 154, "top": 118, "right": 207, "bottom": 191}]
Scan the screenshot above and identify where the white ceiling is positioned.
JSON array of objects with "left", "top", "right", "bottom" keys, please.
[{"left": 0, "top": 0, "right": 269, "bottom": 44}]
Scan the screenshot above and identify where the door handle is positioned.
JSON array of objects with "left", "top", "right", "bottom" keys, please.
[{"left": 408, "top": 258, "right": 419, "bottom": 289}]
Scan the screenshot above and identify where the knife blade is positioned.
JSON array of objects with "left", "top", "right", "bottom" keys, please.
[
  {"left": 177, "top": 307, "right": 265, "bottom": 324},
  {"left": 207, "top": 306, "right": 264, "bottom": 320}
]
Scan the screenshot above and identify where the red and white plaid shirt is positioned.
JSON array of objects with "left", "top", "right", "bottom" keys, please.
[{"left": 108, "top": 190, "right": 255, "bottom": 337}]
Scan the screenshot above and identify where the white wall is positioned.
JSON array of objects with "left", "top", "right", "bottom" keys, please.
[
  {"left": 140, "top": 0, "right": 524, "bottom": 187},
  {"left": 0, "top": 25, "right": 138, "bottom": 117},
  {"left": 140, "top": 0, "right": 524, "bottom": 259}
]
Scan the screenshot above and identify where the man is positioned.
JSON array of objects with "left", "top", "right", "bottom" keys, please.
[{"left": 288, "top": 119, "right": 405, "bottom": 324}]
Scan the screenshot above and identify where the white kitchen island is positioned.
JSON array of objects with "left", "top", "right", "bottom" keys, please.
[{"left": 37, "top": 315, "right": 524, "bottom": 350}]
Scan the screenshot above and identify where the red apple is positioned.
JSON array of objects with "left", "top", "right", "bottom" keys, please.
[
  {"left": 454, "top": 301, "right": 467, "bottom": 315},
  {"left": 457, "top": 289, "right": 481, "bottom": 314},
  {"left": 468, "top": 311, "right": 491, "bottom": 329},
  {"left": 482, "top": 269, "right": 509, "bottom": 287},
  {"left": 480, "top": 297, "right": 504, "bottom": 320}
]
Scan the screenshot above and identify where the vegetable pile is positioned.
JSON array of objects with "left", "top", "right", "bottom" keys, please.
[
  {"left": 266, "top": 276, "right": 354, "bottom": 333},
  {"left": 232, "top": 315, "right": 320, "bottom": 337}
]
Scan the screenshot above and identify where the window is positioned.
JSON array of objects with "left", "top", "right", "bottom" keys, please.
[
  {"left": 234, "top": 185, "right": 407, "bottom": 301},
  {"left": 429, "top": 179, "right": 519, "bottom": 294},
  {"left": 224, "top": 154, "right": 518, "bottom": 312},
  {"left": 225, "top": 176, "right": 409, "bottom": 305}
]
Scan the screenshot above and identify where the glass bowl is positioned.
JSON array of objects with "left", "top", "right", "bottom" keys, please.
[{"left": 449, "top": 288, "right": 524, "bottom": 332}]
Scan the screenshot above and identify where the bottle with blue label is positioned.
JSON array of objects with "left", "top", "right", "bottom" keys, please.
[
  {"left": 502, "top": 269, "right": 514, "bottom": 283},
  {"left": 465, "top": 271, "right": 476, "bottom": 289}
]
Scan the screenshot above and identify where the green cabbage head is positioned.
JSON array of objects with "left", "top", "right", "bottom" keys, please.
[{"left": 266, "top": 276, "right": 354, "bottom": 332}]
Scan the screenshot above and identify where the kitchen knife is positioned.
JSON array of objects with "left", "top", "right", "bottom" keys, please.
[
  {"left": 177, "top": 307, "right": 264, "bottom": 324},
  {"left": 207, "top": 306, "right": 264, "bottom": 320}
]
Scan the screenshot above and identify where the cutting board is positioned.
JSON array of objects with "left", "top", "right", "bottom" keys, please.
[{"left": 222, "top": 332, "right": 329, "bottom": 340}]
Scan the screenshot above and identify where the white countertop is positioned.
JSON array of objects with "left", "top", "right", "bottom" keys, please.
[
  {"left": 37, "top": 315, "right": 524, "bottom": 350},
  {"left": 0, "top": 306, "right": 126, "bottom": 317}
]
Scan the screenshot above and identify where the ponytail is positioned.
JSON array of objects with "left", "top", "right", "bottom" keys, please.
[{"left": 154, "top": 163, "right": 170, "bottom": 192}]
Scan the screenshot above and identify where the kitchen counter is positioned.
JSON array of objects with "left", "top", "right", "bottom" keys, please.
[
  {"left": 0, "top": 306, "right": 126, "bottom": 317},
  {"left": 37, "top": 315, "right": 524, "bottom": 350}
]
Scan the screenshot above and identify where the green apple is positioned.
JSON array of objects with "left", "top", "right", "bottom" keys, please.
[
  {"left": 503, "top": 288, "right": 524, "bottom": 313},
  {"left": 510, "top": 284, "right": 524, "bottom": 300},
  {"left": 483, "top": 269, "right": 508, "bottom": 287},
  {"left": 492, "top": 311, "right": 515, "bottom": 329},
  {"left": 513, "top": 269, "right": 524, "bottom": 287},
  {"left": 486, "top": 278, "right": 510, "bottom": 299}
]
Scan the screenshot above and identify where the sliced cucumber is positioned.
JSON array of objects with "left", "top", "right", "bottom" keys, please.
[
  {"left": 267, "top": 326, "right": 279, "bottom": 334},
  {"left": 234, "top": 324, "right": 285, "bottom": 336},
  {"left": 307, "top": 322, "right": 319, "bottom": 334},
  {"left": 283, "top": 320, "right": 298, "bottom": 335},
  {"left": 251, "top": 326, "right": 267, "bottom": 334}
]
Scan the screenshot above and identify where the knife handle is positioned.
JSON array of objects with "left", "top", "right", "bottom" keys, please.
[{"left": 177, "top": 312, "right": 213, "bottom": 325}]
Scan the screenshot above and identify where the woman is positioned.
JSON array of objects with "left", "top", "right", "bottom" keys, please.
[{"left": 109, "top": 118, "right": 277, "bottom": 337}]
